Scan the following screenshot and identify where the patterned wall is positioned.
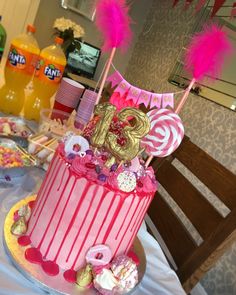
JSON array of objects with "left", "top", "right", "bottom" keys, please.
[{"left": 125, "top": 0, "right": 236, "bottom": 294}]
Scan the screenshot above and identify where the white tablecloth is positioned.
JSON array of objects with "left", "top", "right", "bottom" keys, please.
[{"left": 0, "top": 168, "right": 186, "bottom": 295}]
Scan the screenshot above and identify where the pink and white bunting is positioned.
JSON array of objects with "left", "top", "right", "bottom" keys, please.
[
  {"left": 107, "top": 70, "right": 123, "bottom": 88},
  {"left": 128, "top": 86, "right": 142, "bottom": 104},
  {"left": 138, "top": 90, "right": 151, "bottom": 107},
  {"left": 106, "top": 70, "right": 175, "bottom": 110},
  {"left": 115, "top": 79, "right": 131, "bottom": 96},
  {"left": 150, "top": 93, "right": 162, "bottom": 108},
  {"left": 162, "top": 93, "right": 174, "bottom": 108}
]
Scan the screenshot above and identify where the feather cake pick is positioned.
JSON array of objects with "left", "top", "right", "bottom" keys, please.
[
  {"left": 145, "top": 23, "right": 232, "bottom": 167},
  {"left": 184, "top": 24, "right": 232, "bottom": 81},
  {"left": 175, "top": 23, "right": 232, "bottom": 114},
  {"left": 95, "top": 0, "right": 132, "bottom": 51},
  {"left": 95, "top": 0, "right": 132, "bottom": 104}
]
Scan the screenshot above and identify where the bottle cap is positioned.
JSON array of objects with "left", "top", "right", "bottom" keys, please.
[
  {"left": 55, "top": 37, "right": 64, "bottom": 45},
  {"left": 27, "top": 24, "right": 36, "bottom": 33}
]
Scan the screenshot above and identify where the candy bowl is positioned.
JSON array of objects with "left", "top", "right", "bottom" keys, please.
[
  {"left": 39, "top": 109, "right": 79, "bottom": 137},
  {"left": 0, "top": 116, "right": 33, "bottom": 138},
  {"left": 0, "top": 138, "right": 38, "bottom": 179}
]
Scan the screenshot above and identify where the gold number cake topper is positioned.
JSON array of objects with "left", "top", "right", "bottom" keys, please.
[
  {"left": 90, "top": 103, "right": 116, "bottom": 148},
  {"left": 90, "top": 103, "right": 150, "bottom": 161}
]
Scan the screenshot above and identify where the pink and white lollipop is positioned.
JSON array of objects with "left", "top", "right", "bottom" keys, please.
[{"left": 141, "top": 109, "right": 184, "bottom": 157}]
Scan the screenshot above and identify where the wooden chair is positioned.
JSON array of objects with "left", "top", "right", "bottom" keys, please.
[{"left": 147, "top": 136, "right": 236, "bottom": 293}]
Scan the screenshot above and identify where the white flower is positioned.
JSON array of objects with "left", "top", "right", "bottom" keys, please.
[
  {"left": 73, "top": 24, "right": 85, "bottom": 38},
  {"left": 53, "top": 17, "right": 85, "bottom": 38}
]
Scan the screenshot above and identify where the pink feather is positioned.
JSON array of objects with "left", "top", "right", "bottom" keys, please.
[
  {"left": 184, "top": 24, "right": 232, "bottom": 81},
  {"left": 95, "top": 0, "right": 132, "bottom": 51}
]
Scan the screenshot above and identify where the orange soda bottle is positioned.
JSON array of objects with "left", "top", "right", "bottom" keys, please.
[
  {"left": 0, "top": 24, "right": 40, "bottom": 115},
  {"left": 24, "top": 37, "right": 66, "bottom": 121}
]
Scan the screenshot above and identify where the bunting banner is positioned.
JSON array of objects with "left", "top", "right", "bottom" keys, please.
[{"left": 107, "top": 70, "right": 176, "bottom": 109}]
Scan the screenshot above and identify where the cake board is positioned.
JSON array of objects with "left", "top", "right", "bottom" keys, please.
[{"left": 3, "top": 195, "right": 146, "bottom": 295}]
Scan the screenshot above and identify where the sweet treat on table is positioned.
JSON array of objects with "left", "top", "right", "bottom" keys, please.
[
  {"left": 10, "top": 102, "right": 157, "bottom": 294},
  {"left": 0, "top": 117, "right": 32, "bottom": 138},
  {"left": 39, "top": 110, "right": 80, "bottom": 137},
  {"left": 141, "top": 108, "right": 184, "bottom": 157},
  {"left": 27, "top": 133, "right": 58, "bottom": 170},
  {"left": 0, "top": 144, "right": 34, "bottom": 168}
]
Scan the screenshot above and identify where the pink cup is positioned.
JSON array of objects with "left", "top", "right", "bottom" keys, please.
[
  {"left": 74, "top": 89, "right": 98, "bottom": 130},
  {"left": 52, "top": 78, "right": 85, "bottom": 120}
]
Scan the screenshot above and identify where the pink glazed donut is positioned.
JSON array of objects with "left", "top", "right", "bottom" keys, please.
[{"left": 85, "top": 244, "right": 112, "bottom": 266}]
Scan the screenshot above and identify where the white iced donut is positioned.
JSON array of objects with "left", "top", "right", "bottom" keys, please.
[{"left": 85, "top": 244, "right": 112, "bottom": 266}]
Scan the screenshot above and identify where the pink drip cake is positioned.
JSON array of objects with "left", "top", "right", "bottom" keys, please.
[
  {"left": 17, "top": 140, "right": 157, "bottom": 283},
  {"left": 11, "top": 105, "right": 158, "bottom": 293}
]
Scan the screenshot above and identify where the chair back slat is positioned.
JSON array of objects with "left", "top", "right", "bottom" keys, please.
[
  {"left": 173, "top": 140, "right": 236, "bottom": 209},
  {"left": 155, "top": 160, "right": 224, "bottom": 240},
  {"left": 148, "top": 192, "right": 197, "bottom": 267},
  {"left": 149, "top": 136, "right": 236, "bottom": 292}
]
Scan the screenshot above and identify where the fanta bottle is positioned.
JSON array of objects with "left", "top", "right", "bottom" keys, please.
[
  {"left": 0, "top": 25, "right": 40, "bottom": 115},
  {"left": 24, "top": 37, "right": 66, "bottom": 121}
]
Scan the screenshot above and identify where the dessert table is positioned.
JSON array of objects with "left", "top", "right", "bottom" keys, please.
[{"left": 0, "top": 167, "right": 186, "bottom": 295}]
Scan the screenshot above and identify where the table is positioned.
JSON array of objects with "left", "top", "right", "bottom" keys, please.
[{"left": 0, "top": 167, "right": 186, "bottom": 295}]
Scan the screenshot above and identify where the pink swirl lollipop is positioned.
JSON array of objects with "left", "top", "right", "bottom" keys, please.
[{"left": 141, "top": 109, "right": 184, "bottom": 157}]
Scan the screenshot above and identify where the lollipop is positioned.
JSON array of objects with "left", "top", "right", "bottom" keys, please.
[{"left": 141, "top": 109, "right": 184, "bottom": 157}]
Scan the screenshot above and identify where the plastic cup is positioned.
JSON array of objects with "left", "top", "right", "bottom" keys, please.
[{"left": 52, "top": 78, "right": 85, "bottom": 120}]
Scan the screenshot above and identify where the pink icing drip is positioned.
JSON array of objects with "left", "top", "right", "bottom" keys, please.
[
  {"left": 131, "top": 198, "right": 148, "bottom": 232},
  {"left": 67, "top": 185, "right": 100, "bottom": 266},
  {"left": 125, "top": 198, "right": 150, "bottom": 253},
  {"left": 25, "top": 247, "right": 43, "bottom": 264},
  {"left": 32, "top": 154, "right": 57, "bottom": 218},
  {"left": 41, "top": 260, "right": 59, "bottom": 276},
  {"left": 93, "top": 196, "right": 116, "bottom": 245},
  {"left": 113, "top": 198, "right": 146, "bottom": 257},
  {"left": 18, "top": 236, "right": 31, "bottom": 246},
  {"left": 53, "top": 182, "right": 91, "bottom": 262},
  {"left": 102, "top": 195, "right": 123, "bottom": 244},
  {"left": 44, "top": 177, "right": 77, "bottom": 258},
  {"left": 29, "top": 158, "right": 61, "bottom": 236},
  {"left": 63, "top": 269, "right": 77, "bottom": 283},
  {"left": 115, "top": 195, "right": 135, "bottom": 240},
  {"left": 37, "top": 168, "right": 70, "bottom": 250},
  {"left": 57, "top": 166, "right": 67, "bottom": 191},
  {"left": 71, "top": 189, "right": 109, "bottom": 269}
]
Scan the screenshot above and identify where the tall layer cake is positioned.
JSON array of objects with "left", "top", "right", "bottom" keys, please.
[
  {"left": 26, "top": 145, "right": 156, "bottom": 272},
  {"left": 11, "top": 104, "right": 158, "bottom": 294}
]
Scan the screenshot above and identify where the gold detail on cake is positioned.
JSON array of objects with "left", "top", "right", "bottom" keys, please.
[
  {"left": 105, "top": 156, "right": 116, "bottom": 168},
  {"left": 90, "top": 103, "right": 116, "bottom": 148},
  {"left": 76, "top": 264, "right": 93, "bottom": 288},
  {"left": 11, "top": 217, "right": 27, "bottom": 236},
  {"left": 105, "top": 108, "right": 150, "bottom": 161}
]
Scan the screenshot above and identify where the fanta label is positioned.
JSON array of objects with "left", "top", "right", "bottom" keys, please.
[
  {"left": 6, "top": 45, "right": 39, "bottom": 75},
  {"left": 37, "top": 58, "right": 65, "bottom": 84},
  {"left": 8, "top": 48, "right": 26, "bottom": 68}
]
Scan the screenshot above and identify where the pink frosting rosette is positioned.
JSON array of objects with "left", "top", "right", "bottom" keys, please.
[
  {"left": 136, "top": 166, "right": 158, "bottom": 193},
  {"left": 143, "top": 175, "right": 157, "bottom": 193},
  {"left": 71, "top": 155, "right": 92, "bottom": 175}
]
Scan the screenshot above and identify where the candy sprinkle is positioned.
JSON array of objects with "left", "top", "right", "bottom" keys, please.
[{"left": 117, "top": 171, "right": 137, "bottom": 193}]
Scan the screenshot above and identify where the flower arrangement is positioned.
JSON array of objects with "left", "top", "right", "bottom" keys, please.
[{"left": 53, "top": 17, "right": 85, "bottom": 54}]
